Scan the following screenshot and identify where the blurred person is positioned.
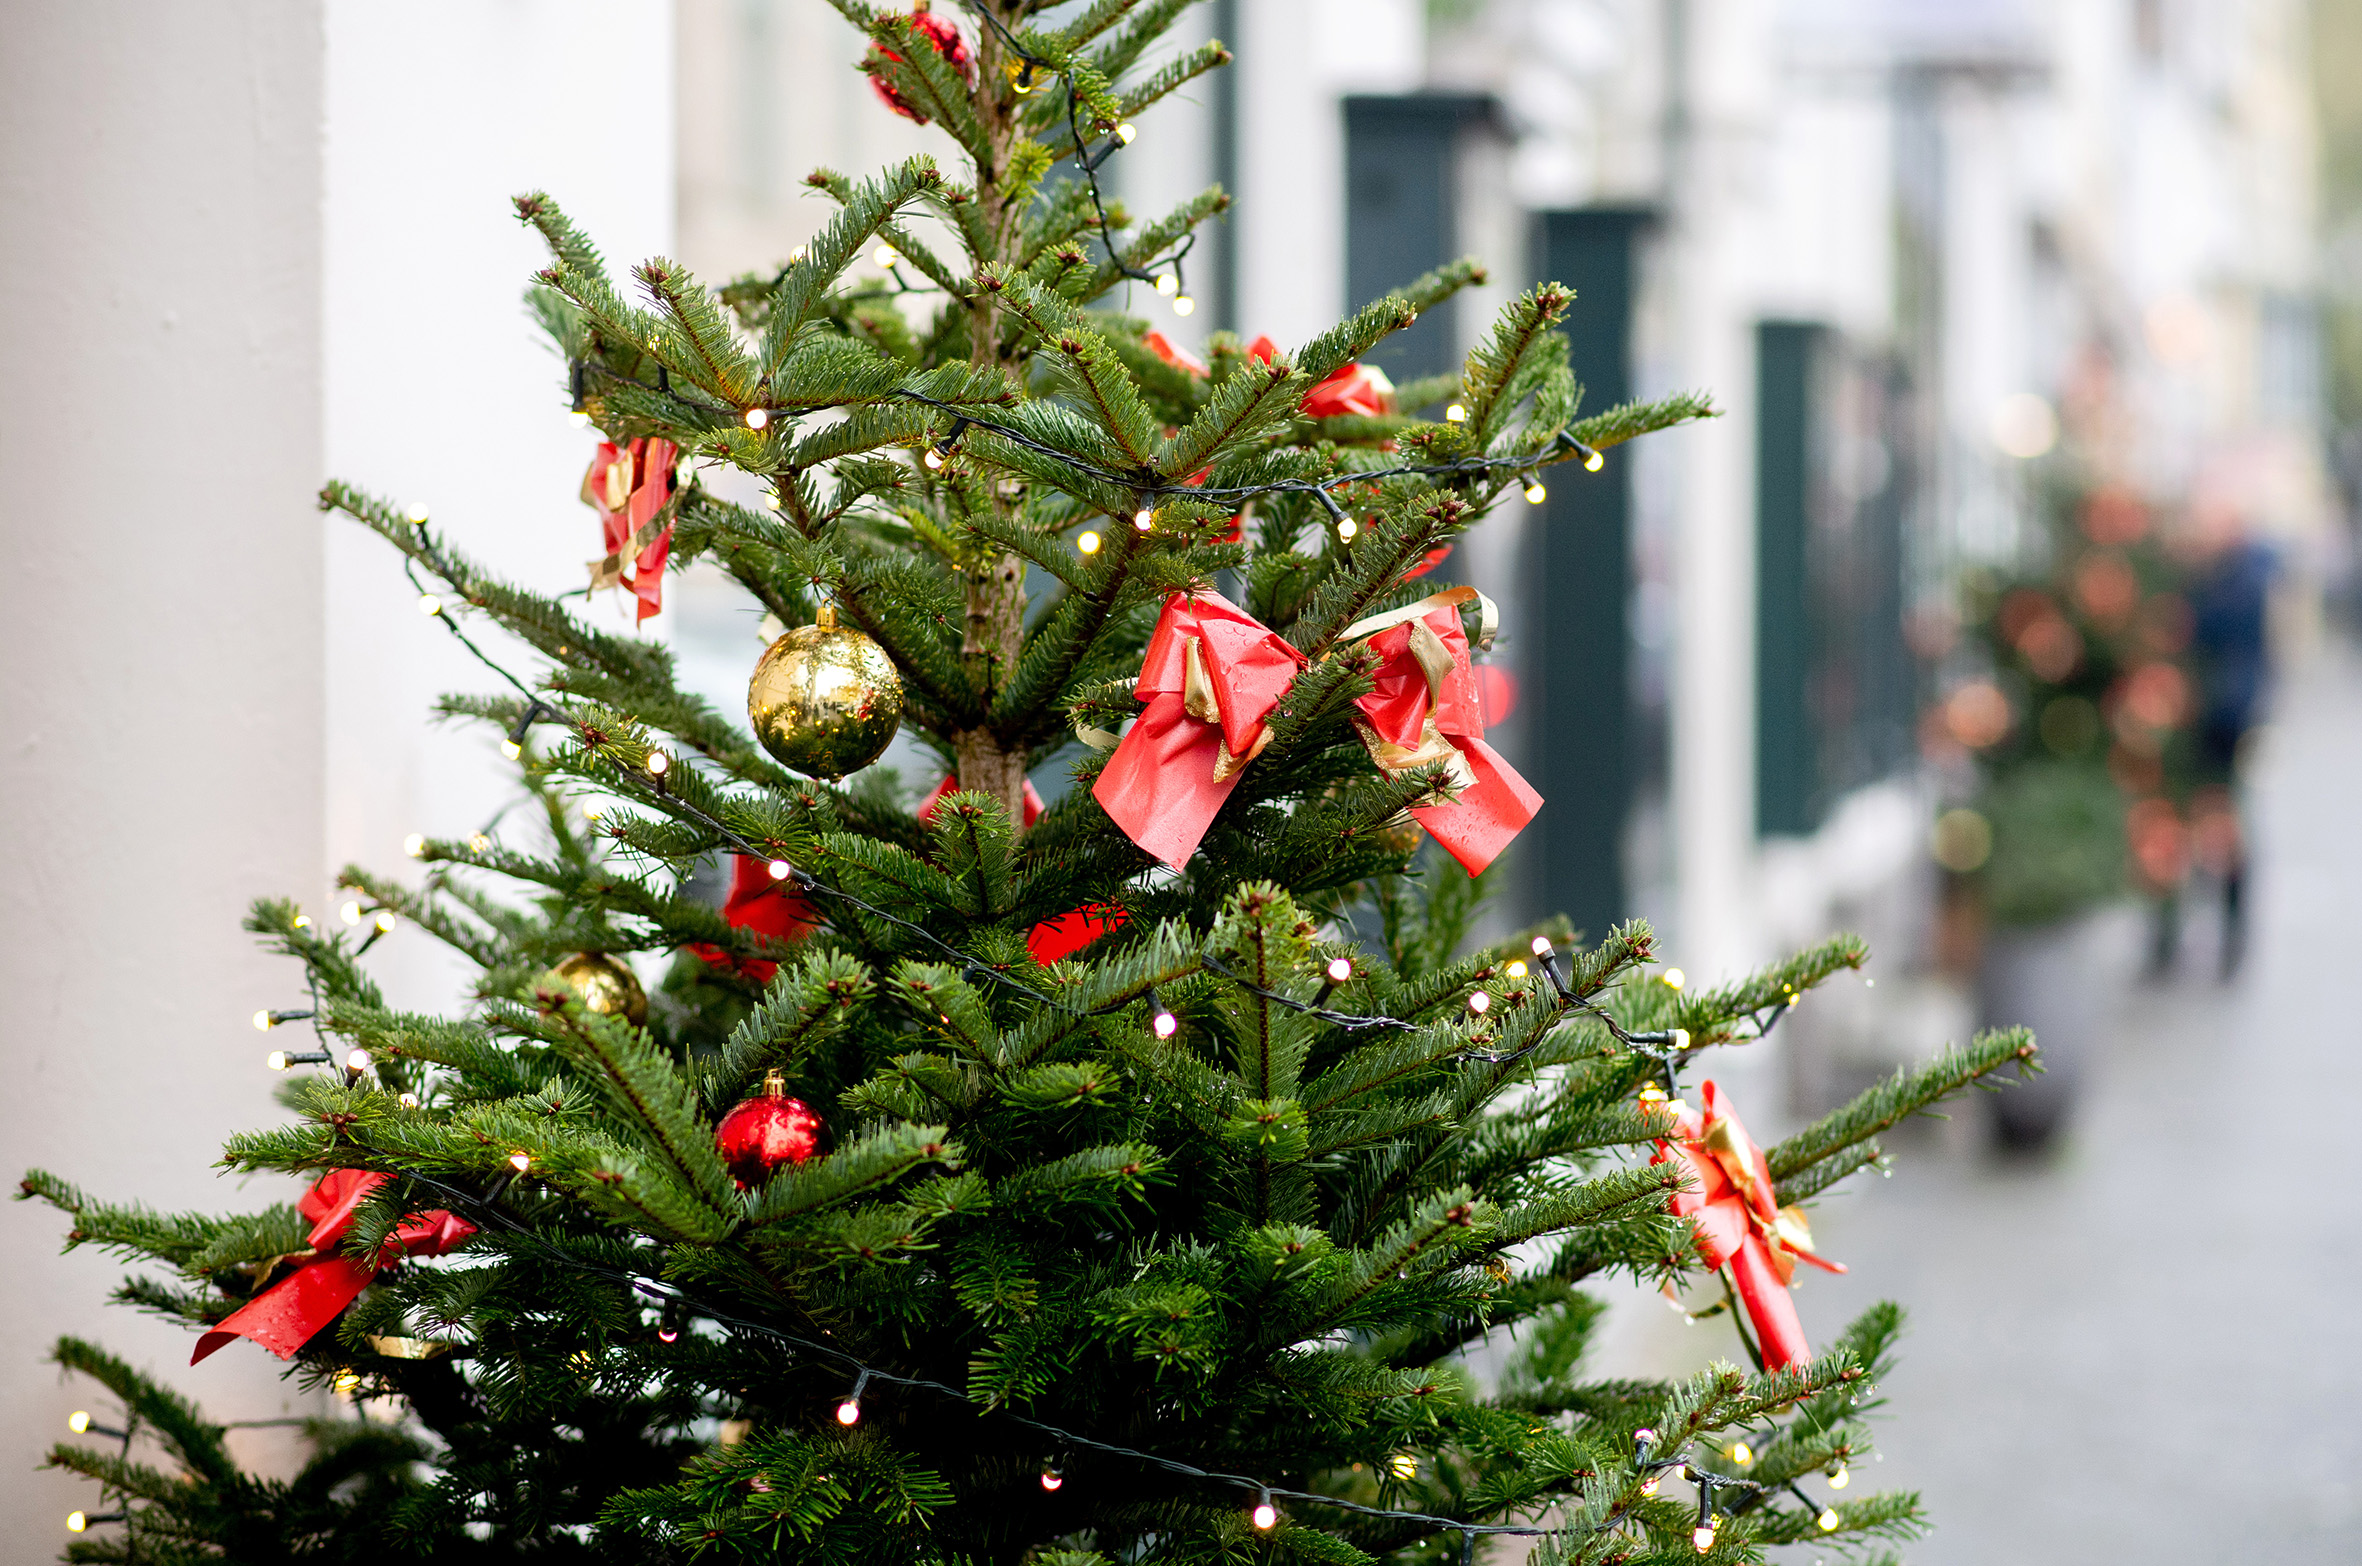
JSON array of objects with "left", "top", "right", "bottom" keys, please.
[{"left": 2178, "top": 497, "right": 2277, "bottom": 978}]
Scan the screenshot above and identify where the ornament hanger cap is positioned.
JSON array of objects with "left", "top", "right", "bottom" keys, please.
[
  {"left": 762, "top": 1068, "right": 787, "bottom": 1096},
  {"left": 816, "top": 602, "right": 838, "bottom": 630}
]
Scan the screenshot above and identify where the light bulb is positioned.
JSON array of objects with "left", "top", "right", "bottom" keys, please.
[
  {"left": 568, "top": 410, "right": 592, "bottom": 428},
  {"left": 1505, "top": 959, "right": 1528, "bottom": 979},
  {"left": 1040, "top": 1463, "right": 1064, "bottom": 1491},
  {"left": 68, "top": 1411, "right": 92, "bottom": 1433},
  {"left": 374, "top": 910, "right": 398, "bottom": 933},
  {"left": 502, "top": 738, "right": 523, "bottom": 760},
  {"left": 1728, "top": 1441, "right": 1752, "bottom": 1465},
  {"left": 1151, "top": 1009, "right": 1179, "bottom": 1039},
  {"left": 254, "top": 1009, "right": 275, "bottom": 1031},
  {"left": 267, "top": 1050, "right": 291, "bottom": 1071},
  {"left": 1827, "top": 1464, "right": 1849, "bottom": 1490},
  {"left": 646, "top": 750, "right": 670, "bottom": 776},
  {"left": 763, "top": 491, "right": 781, "bottom": 510},
  {"left": 1172, "top": 295, "right": 1195, "bottom": 316},
  {"left": 922, "top": 447, "right": 945, "bottom": 470},
  {"left": 874, "top": 242, "right": 900, "bottom": 268},
  {"left": 398, "top": 1092, "right": 419, "bottom": 1109},
  {"left": 1669, "top": 1027, "right": 1690, "bottom": 1050},
  {"left": 1325, "top": 957, "right": 1354, "bottom": 984},
  {"left": 1445, "top": 403, "right": 1468, "bottom": 423},
  {"left": 1818, "top": 1507, "right": 1840, "bottom": 1532},
  {"left": 1076, "top": 530, "right": 1103, "bottom": 555},
  {"left": 767, "top": 859, "right": 793, "bottom": 880},
  {"left": 1531, "top": 935, "right": 1554, "bottom": 957},
  {"left": 745, "top": 407, "right": 770, "bottom": 430},
  {"left": 1639, "top": 1477, "right": 1660, "bottom": 1497},
  {"left": 835, "top": 1398, "right": 862, "bottom": 1426},
  {"left": 1010, "top": 61, "right": 1037, "bottom": 94},
  {"left": 657, "top": 1325, "right": 679, "bottom": 1344},
  {"left": 403, "top": 832, "right": 427, "bottom": 858},
  {"left": 1388, "top": 1452, "right": 1417, "bottom": 1480},
  {"left": 469, "top": 833, "right": 492, "bottom": 853},
  {"left": 1154, "top": 272, "right": 1178, "bottom": 297},
  {"left": 418, "top": 594, "right": 442, "bottom": 617},
  {"left": 1663, "top": 968, "right": 1685, "bottom": 990},
  {"left": 346, "top": 1049, "right": 372, "bottom": 1073},
  {"left": 582, "top": 799, "right": 604, "bottom": 821},
  {"left": 1251, "top": 1498, "right": 1278, "bottom": 1531},
  {"left": 1584, "top": 447, "right": 1605, "bottom": 472},
  {"left": 292, "top": 913, "right": 312, "bottom": 929},
  {"left": 333, "top": 1370, "right": 361, "bottom": 1394},
  {"left": 1336, "top": 518, "right": 1359, "bottom": 541},
  {"left": 1692, "top": 1522, "right": 1717, "bottom": 1552},
  {"left": 66, "top": 1512, "right": 88, "bottom": 1533},
  {"left": 1466, "top": 990, "right": 1491, "bottom": 1015},
  {"left": 1524, "top": 480, "right": 1547, "bottom": 504},
  {"left": 404, "top": 502, "right": 430, "bottom": 524},
  {"left": 508, "top": 1151, "right": 531, "bottom": 1172},
  {"left": 1133, "top": 508, "right": 1155, "bottom": 531},
  {"left": 789, "top": 245, "right": 808, "bottom": 263},
  {"left": 1634, "top": 1427, "right": 1656, "bottom": 1443},
  {"left": 1116, "top": 122, "right": 1137, "bottom": 144}
]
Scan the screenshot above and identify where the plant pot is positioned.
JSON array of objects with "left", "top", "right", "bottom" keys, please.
[{"left": 1975, "top": 906, "right": 2122, "bottom": 1148}]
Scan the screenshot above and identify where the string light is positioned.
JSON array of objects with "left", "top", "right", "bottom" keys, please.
[
  {"left": 1154, "top": 272, "right": 1178, "bottom": 297},
  {"left": 1171, "top": 295, "right": 1195, "bottom": 316},
  {"left": 1336, "top": 517, "right": 1359, "bottom": 541},
  {"left": 333, "top": 1370, "right": 361, "bottom": 1395},
  {"left": 345, "top": 1048, "right": 373, "bottom": 1075},
  {"left": 1147, "top": 990, "right": 1180, "bottom": 1039},
  {"left": 744, "top": 407, "right": 769, "bottom": 431},
  {"left": 1692, "top": 1475, "right": 1719, "bottom": 1553},
  {"left": 837, "top": 1369, "right": 871, "bottom": 1426},
  {"left": 1076, "top": 529, "right": 1102, "bottom": 555},
  {"left": 789, "top": 244, "right": 808, "bottom": 263},
  {"left": 292, "top": 913, "right": 312, "bottom": 929},
  {"left": 66, "top": 1411, "right": 125, "bottom": 1439},
  {"left": 1388, "top": 1452, "right": 1418, "bottom": 1481},
  {"left": 507, "top": 1151, "right": 532, "bottom": 1172},
  {"left": 267, "top": 1049, "right": 331, "bottom": 1071},
  {"left": 404, "top": 502, "right": 430, "bottom": 524},
  {"left": 657, "top": 1300, "right": 682, "bottom": 1344},
  {"left": 1523, "top": 478, "right": 1547, "bottom": 504},
  {"left": 922, "top": 446, "right": 946, "bottom": 470},
  {"left": 65, "top": 1511, "right": 123, "bottom": 1533},
  {"left": 1819, "top": 1506, "right": 1841, "bottom": 1531},
  {"left": 469, "top": 832, "right": 492, "bottom": 853},
  {"left": 1251, "top": 1488, "right": 1278, "bottom": 1530},
  {"left": 1663, "top": 968, "right": 1685, "bottom": 990},
  {"left": 403, "top": 832, "right": 427, "bottom": 858},
  {"left": 1504, "top": 959, "right": 1528, "bottom": 979},
  {"left": 568, "top": 410, "right": 592, "bottom": 428},
  {"left": 1727, "top": 1439, "right": 1753, "bottom": 1465},
  {"left": 1040, "top": 1460, "right": 1064, "bottom": 1491},
  {"left": 253, "top": 1009, "right": 276, "bottom": 1031},
  {"left": 1826, "top": 1464, "right": 1849, "bottom": 1490},
  {"left": 1582, "top": 445, "right": 1606, "bottom": 472},
  {"left": 1008, "top": 59, "right": 1038, "bottom": 94},
  {"left": 373, "top": 910, "right": 398, "bottom": 933},
  {"left": 1445, "top": 403, "right": 1468, "bottom": 423},
  {"left": 874, "top": 242, "right": 900, "bottom": 269},
  {"left": 502, "top": 738, "right": 524, "bottom": 760},
  {"left": 1116, "top": 122, "right": 1137, "bottom": 144},
  {"left": 1325, "top": 957, "right": 1354, "bottom": 984},
  {"left": 417, "top": 594, "right": 442, "bottom": 616},
  {"left": 1133, "top": 507, "right": 1155, "bottom": 531},
  {"left": 767, "top": 858, "right": 793, "bottom": 880},
  {"left": 397, "top": 1092, "right": 420, "bottom": 1109},
  {"left": 645, "top": 750, "right": 670, "bottom": 777},
  {"left": 1466, "top": 990, "right": 1491, "bottom": 1016},
  {"left": 582, "top": 799, "right": 604, "bottom": 821}
]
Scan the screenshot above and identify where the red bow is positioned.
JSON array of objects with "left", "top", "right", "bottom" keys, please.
[
  {"left": 1652, "top": 1080, "right": 1844, "bottom": 1371},
  {"left": 692, "top": 855, "right": 820, "bottom": 984},
  {"left": 1345, "top": 589, "right": 1541, "bottom": 876},
  {"left": 193, "top": 1170, "right": 472, "bottom": 1365},
  {"left": 1243, "top": 335, "right": 1396, "bottom": 419},
  {"left": 582, "top": 437, "right": 678, "bottom": 622},
  {"left": 1091, "top": 591, "right": 1305, "bottom": 867}
]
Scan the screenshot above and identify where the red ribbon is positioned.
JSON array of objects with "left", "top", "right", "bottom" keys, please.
[
  {"left": 1092, "top": 591, "right": 1305, "bottom": 868},
  {"left": 582, "top": 437, "right": 677, "bottom": 622},
  {"left": 1243, "top": 335, "right": 1396, "bottom": 418},
  {"left": 919, "top": 776, "right": 1126, "bottom": 961},
  {"left": 692, "top": 855, "right": 820, "bottom": 984},
  {"left": 1652, "top": 1080, "right": 1844, "bottom": 1371},
  {"left": 1349, "top": 596, "right": 1542, "bottom": 876},
  {"left": 193, "top": 1170, "right": 472, "bottom": 1365}
]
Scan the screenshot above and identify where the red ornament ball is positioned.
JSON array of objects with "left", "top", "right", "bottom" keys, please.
[
  {"left": 867, "top": 5, "right": 973, "bottom": 124},
  {"left": 715, "top": 1069, "right": 822, "bottom": 1188}
]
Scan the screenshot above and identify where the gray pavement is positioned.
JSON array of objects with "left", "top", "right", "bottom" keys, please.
[{"left": 1581, "top": 641, "right": 2362, "bottom": 1563}]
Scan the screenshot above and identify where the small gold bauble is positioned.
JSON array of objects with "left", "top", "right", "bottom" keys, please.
[
  {"left": 747, "top": 605, "right": 903, "bottom": 781},
  {"left": 554, "top": 952, "right": 648, "bottom": 1028}
]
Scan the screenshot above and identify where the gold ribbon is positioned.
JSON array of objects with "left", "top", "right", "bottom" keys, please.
[
  {"left": 1072, "top": 679, "right": 1138, "bottom": 752},
  {"left": 1341, "top": 586, "right": 1494, "bottom": 801},
  {"left": 1339, "top": 584, "right": 1499, "bottom": 654},
  {"left": 1702, "top": 1113, "right": 1827, "bottom": 1285}
]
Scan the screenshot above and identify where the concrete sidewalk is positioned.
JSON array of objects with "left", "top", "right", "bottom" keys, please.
[{"left": 1582, "top": 641, "right": 2362, "bottom": 1563}]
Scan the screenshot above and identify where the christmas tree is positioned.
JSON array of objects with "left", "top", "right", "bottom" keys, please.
[{"left": 25, "top": 4, "right": 2035, "bottom": 1561}]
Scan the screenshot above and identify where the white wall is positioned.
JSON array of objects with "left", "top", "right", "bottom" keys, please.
[{"left": 0, "top": 0, "right": 328, "bottom": 1532}]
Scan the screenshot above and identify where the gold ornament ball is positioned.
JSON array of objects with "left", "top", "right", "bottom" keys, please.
[
  {"left": 747, "top": 605, "right": 903, "bottom": 780},
  {"left": 554, "top": 952, "right": 648, "bottom": 1028}
]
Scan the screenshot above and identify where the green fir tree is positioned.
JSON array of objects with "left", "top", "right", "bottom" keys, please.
[{"left": 25, "top": 4, "right": 2035, "bottom": 1561}]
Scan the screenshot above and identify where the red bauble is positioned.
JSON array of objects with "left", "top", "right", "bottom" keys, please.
[
  {"left": 715, "top": 1070, "right": 822, "bottom": 1188},
  {"left": 867, "top": 5, "right": 972, "bottom": 125}
]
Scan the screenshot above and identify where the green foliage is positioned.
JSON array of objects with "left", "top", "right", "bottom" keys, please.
[{"left": 28, "top": 12, "right": 2016, "bottom": 1566}]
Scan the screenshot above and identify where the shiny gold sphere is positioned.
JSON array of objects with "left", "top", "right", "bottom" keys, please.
[
  {"left": 747, "top": 609, "right": 903, "bottom": 781},
  {"left": 554, "top": 952, "right": 648, "bottom": 1028}
]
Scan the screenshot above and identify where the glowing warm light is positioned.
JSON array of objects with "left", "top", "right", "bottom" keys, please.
[
  {"left": 1445, "top": 403, "right": 1467, "bottom": 423},
  {"left": 922, "top": 447, "right": 945, "bottom": 471},
  {"left": 1076, "top": 530, "right": 1103, "bottom": 555},
  {"left": 254, "top": 1010, "right": 275, "bottom": 1031},
  {"left": 1172, "top": 295, "right": 1195, "bottom": 317},
  {"left": 333, "top": 1370, "right": 361, "bottom": 1394},
  {"left": 1668, "top": 1027, "right": 1690, "bottom": 1050},
  {"left": 1325, "top": 957, "right": 1354, "bottom": 984},
  {"left": 292, "top": 913, "right": 312, "bottom": 929},
  {"left": 1728, "top": 1441, "right": 1752, "bottom": 1465},
  {"left": 403, "top": 832, "right": 427, "bottom": 858},
  {"left": 398, "top": 1093, "right": 420, "bottom": 1109},
  {"left": 1531, "top": 935, "right": 1553, "bottom": 957},
  {"left": 1827, "top": 1464, "right": 1849, "bottom": 1490},
  {"left": 768, "top": 859, "right": 793, "bottom": 880},
  {"left": 873, "top": 242, "right": 900, "bottom": 269},
  {"left": 1336, "top": 518, "right": 1359, "bottom": 541},
  {"left": 266, "top": 1051, "right": 291, "bottom": 1071},
  {"left": 346, "top": 1049, "right": 373, "bottom": 1073},
  {"left": 1466, "top": 991, "right": 1491, "bottom": 1016},
  {"left": 68, "top": 1411, "right": 92, "bottom": 1433},
  {"left": 568, "top": 411, "right": 592, "bottom": 428},
  {"left": 1151, "top": 1009, "right": 1180, "bottom": 1039},
  {"left": 835, "top": 1398, "right": 862, "bottom": 1426},
  {"left": 1818, "top": 1507, "right": 1840, "bottom": 1532},
  {"left": 1583, "top": 448, "right": 1605, "bottom": 473},
  {"left": 1692, "top": 1522, "right": 1717, "bottom": 1552},
  {"left": 1251, "top": 1500, "right": 1278, "bottom": 1531},
  {"left": 508, "top": 1151, "right": 531, "bottom": 1172},
  {"left": 1388, "top": 1452, "right": 1418, "bottom": 1480},
  {"left": 1523, "top": 480, "right": 1547, "bottom": 504},
  {"left": 582, "top": 799, "right": 604, "bottom": 821},
  {"left": 1040, "top": 1464, "right": 1064, "bottom": 1491},
  {"left": 646, "top": 750, "right": 670, "bottom": 776},
  {"left": 469, "top": 833, "right": 492, "bottom": 854},
  {"left": 66, "top": 1512, "right": 89, "bottom": 1533},
  {"left": 744, "top": 407, "right": 770, "bottom": 431},
  {"left": 1133, "top": 508, "right": 1155, "bottom": 531},
  {"left": 1505, "top": 959, "right": 1528, "bottom": 979},
  {"left": 374, "top": 910, "right": 398, "bottom": 933},
  {"left": 404, "top": 502, "right": 430, "bottom": 524},
  {"left": 502, "top": 739, "right": 524, "bottom": 760},
  {"left": 1116, "top": 122, "right": 1137, "bottom": 144},
  {"left": 1639, "top": 1477, "right": 1661, "bottom": 1497},
  {"left": 1154, "top": 272, "right": 1178, "bottom": 297},
  {"left": 418, "top": 594, "right": 443, "bottom": 617},
  {"left": 1662, "top": 968, "right": 1685, "bottom": 990}
]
